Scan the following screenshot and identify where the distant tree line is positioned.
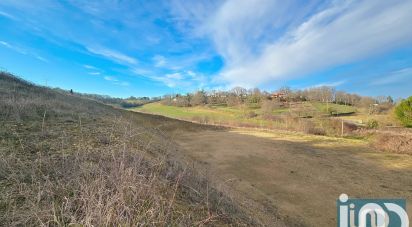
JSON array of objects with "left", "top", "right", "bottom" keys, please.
[
  {"left": 160, "top": 86, "right": 395, "bottom": 113},
  {"left": 62, "top": 90, "right": 160, "bottom": 108}
]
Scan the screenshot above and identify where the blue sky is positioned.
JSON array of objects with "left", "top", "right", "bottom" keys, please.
[{"left": 0, "top": 0, "right": 411, "bottom": 98}]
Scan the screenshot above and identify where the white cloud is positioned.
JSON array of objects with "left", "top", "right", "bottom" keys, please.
[
  {"left": 0, "top": 40, "right": 26, "bottom": 54},
  {"left": 165, "top": 72, "right": 183, "bottom": 80},
  {"left": 0, "top": 40, "right": 48, "bottom": 62},
  {"left": 33, "top": 54, "right": 48, "bottom": 63},
  {"left": 371, "top": 68, "right": 412, "bottom": 86},
  {"left": 114, "top": 81, "right": 130, "bottom": 86},
  {"left": 84, "top": 65, "right": 102, "bottom": 76},
  {"left": 0, "top": 41, "right": 10, "bottom": 47},
  {"left": 310, "top": 80, "right": 346, "bottom": 88},
  {"left": 150, "top": 73, "right": 185, "bottom": 88},
  {"left": 0, "top": 10, "right": 16, "bottom": 20},
  {"left": 180, "top": 0, "right": 412, "bottom": 87},
  {"left": 132, "top": 68, "right": 152, "bottom": 76},
  {"left": 103, "top": 75, "right": 131, "bottom": 86},
  {"left": 186, "top": 70, "right": 196, "bottom": 77},
  {"left": 134, "top": 69, "right": 207, "bottom": 89},
  {"left": 83, "top": 64, "right": 97, "bottom": 70},
  {"left": 153, "top": 55, "right": 167, "bottom": 67},
  {"left": 87, "top": 46, "right": 138, "bottom": 65},
  {"left": 104, "top": 76, "right": 118, "bottom": 82}
]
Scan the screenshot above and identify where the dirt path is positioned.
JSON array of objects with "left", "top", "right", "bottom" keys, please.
[{"left": 172, "top": 128, "right": 412, "bottom": 226}]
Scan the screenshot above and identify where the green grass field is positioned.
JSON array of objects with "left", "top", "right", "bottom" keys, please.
[
  {"left": 134, "top": 102, "right": 234, "bottom": 119},
  {"left": 135, "top": 102, "right": 356, "bottom": 119},
  {"left": 135, "top": 102, "right": 245, "bottom": 120},
  {"left": 311, "top": 102, "right": 356, "bottom": 114},
  {"left": 132, "top": 101, "right": 360, "bottom": 131},
  {"left": 133, "top": 102, "right": 280, "bottom": 128}
]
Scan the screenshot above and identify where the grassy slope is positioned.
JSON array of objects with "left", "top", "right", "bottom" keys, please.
[
  {"left": 339, "top": 110, "right": 399, "bottom": 126},
  {"left": 311, "top": 102, "right": 356, "bottom": 114},
  {"left": 135, "top": 102, "right": 238, "bottom": 119},
  {"left": 136, "top": 102, "right": 356, "bottom": 118},
  {"left": 134, "top": 102, "right": 279, "bottom": 128},
  {"left": 134, "top": 101, "right": 358, "bottom": 129},
  {"left": 0, "top": 72, "right": 251, "bottom": 226}
]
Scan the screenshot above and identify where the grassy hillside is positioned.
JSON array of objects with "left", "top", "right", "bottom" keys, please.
[
  {"left": 135, "top": 102, "right": 239, "bottom": 120},
  {"left": 311, "top": 102, "right": 356, "bottom": 115},
  {"left": 135, "top": 102, "right": 356, "bottom": 120},
  {"left": 0, "top": 72, "right": 251, "bottom": 226},
  {"left": 134, "top": 102, "right": 361, "bottom": 135},
  {"left": 134, "top": 102, "right": 278, "bottom": 128}
]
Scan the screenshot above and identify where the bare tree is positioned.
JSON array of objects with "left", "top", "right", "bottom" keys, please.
[
  {"left": 191, "top": 90, "right": 207, "bottom": 106},
  {"left": 231, "top": 86, "right": 247, "bottom": 98}
]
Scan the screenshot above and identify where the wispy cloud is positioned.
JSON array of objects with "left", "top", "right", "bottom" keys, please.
[
  {"left": 370, "top": 68, "right": 412, "bottom": 86},
  {"left": 174, "top": 0, "right": 412, "bottom": 87},
  {"left": 311, "top": 80, "right": 346, "bottom": 88},
  {"left": 0, "top": 40, "right": 26, "bottom": 54},
  {"left": 2, "top": 0, "right": 412, "bottom": 97},
  {"left": 153, "top": 55, "right": 167, "bottom": 67},
  {"left": 83, "top": 65, "right": 102, "bottom": 76},
  {"left": 104, "top": 76, "right": 119, "bottom": 82},
  {"left": 134, "top": 69, "right": 207, "bottom": 89},
  {"left": 0, "top": 40, "right": 48, "bottom": 62},
  {"left": 83, "top": 64, "right": 98, "bottom": 70},
  {"left": 103, "top": 75, "right": 130, "bottom": 86},
  {"left": 114, "top": 81, "right": 130, "bottom": 86},
  {"left": 33, "top": 54, "right": 48, "bottom": 63},
  {"left": 86, "top": 46, "right": 138, "bottom": 65},
  {"left": 132, "top": 68, "right": 152, "bottom": 76},
  {"left": 0, "top": 10, "right": 16, "bottom": 20}
]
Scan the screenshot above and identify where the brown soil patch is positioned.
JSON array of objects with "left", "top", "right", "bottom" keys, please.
[{"left": 172, "top": 128, "right": 412, "bottom": 226}]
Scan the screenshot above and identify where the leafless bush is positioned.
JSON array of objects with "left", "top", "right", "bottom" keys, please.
[
  {"left": 191, "top": 115, "right": 202, "bottom": 123},
  {"left": 316, "top": 118, "right": 359, "bottom": 136},
  {"left": 245, "top": 111, "right": 257, "bottom": 118},
  {"left": 201, "top": 115, "right": 210, "bottom": 124},
  {"left": 300, "top": 120, "right": 325, "bottom": 135},
  {"left": 370, "top": 133, "right": 412, "bottom": 155}
]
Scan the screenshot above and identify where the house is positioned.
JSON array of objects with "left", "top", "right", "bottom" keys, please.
[{"left": 270, "top": 92, "right": 286, "bottom": 99}]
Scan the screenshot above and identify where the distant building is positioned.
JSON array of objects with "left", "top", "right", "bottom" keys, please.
[{"left": 270, "top": 92, "right": 286, "bottom": 99}]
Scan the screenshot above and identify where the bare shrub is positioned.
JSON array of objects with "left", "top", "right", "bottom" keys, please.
[
  {"left": 317, "top": 118, "right": 359, "bottom": 136},
  {"left": 191, "top": 90, "right": 207, "bottom": 106},
  {"left": 226, "top": 94, "right": 241, "bottom": 107},
  {"left": 261, "top": 100, "right": 282, "bottom": 118},
  {"left": 370, "top": 133, "right": 412, "bottom": 154},
  {"left": 281, "top": 114, "right": 300, "bottom": 130},
  {"left": 245, "top": 111, "right": 257, "bottom": 118},
  {"left": 308, "top": 127, "right": 326, "bottom": 135},
  {"left": 301, "top": 120, "right": 326, "bottom": 135},
  {"left": 175, "top": 96, "right": 190, "bottom": 107},
  {"left": 201, "top": 115, "right": 210, "bottom": 124},
  {"left": 191, "top": 115, "right": 202, "bottom": 123}
]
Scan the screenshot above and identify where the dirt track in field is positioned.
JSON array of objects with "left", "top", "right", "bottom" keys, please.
[{"left": 171, "top": 128, "right": 412, "bottom": 226}]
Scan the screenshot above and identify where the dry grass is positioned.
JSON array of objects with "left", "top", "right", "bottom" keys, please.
[
  {"left": 370, "top": 131, "right": 412, "bottom": 155},
  {"left": 136, "top": 102, "right": 364, "bottom": 139},
  {"left": 173, "top": 128, "right": 412, "bottom": 226},
  {"left": 0, "top": 72, "right": 251, "bottom": 226}
]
